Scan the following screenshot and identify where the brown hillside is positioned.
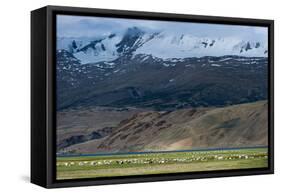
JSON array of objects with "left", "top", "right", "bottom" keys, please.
[{"left": 64, "top": 100, "right": 268, "bottom": 154}]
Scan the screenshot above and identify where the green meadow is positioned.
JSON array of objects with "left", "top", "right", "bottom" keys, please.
[{"left": 57, "top": 148, "right": 268, "bottom": 180}]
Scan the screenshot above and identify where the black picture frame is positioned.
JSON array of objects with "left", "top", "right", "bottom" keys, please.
[{"left": 31, "top": 5, "right": 274, "bottom": 188}]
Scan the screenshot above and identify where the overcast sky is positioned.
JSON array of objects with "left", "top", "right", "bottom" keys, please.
[{"left": 57, "top": 15, "right": 268, "bottom": 42}]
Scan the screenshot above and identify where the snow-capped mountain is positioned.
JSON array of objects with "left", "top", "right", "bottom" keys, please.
[
  {"left": 56, "top": 26, "right": 268, "bottom": 110},
  {"left": 57, "top": 34, "right": 121, "bottom": 64},
  {"left": 57, "top": 26, "right": 268, "bottom": 64},
  {"left": 57, "top": 27, "right": 157, "bottom": 64},
  {"left": 135, "top": 33, "right": 267, "bottom": 58}
]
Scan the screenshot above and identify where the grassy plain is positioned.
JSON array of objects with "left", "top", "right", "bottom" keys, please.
[{"left": 56, "top": 148, "right": 268, "bottom": 180}]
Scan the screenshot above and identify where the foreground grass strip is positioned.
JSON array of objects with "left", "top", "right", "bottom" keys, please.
[{"left": 56, "top": 148, "right": 268, "bottom": 180}]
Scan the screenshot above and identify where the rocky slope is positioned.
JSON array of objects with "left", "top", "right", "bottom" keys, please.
[
  {"left": 59, "top": 100, "right": 268, "bottom": 154},
  {"left": 57, "top": 52, "right": 268, "bottom": 110}
]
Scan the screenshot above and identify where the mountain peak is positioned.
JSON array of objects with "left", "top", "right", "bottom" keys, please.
[
  {"left": 115, "top": 27, "right": 146, "bottom": 55},
  {"left": 126, "top": 26, "right": 144, "bottom": 36}
]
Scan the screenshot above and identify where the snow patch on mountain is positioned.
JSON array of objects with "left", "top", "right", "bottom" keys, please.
[{"left": 211, "top": 64, "right": 221, "bottom": 67}]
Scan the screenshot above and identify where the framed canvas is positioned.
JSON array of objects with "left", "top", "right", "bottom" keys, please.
[{"left": 31, "top": 5, "right": 274, "bottom": 188}]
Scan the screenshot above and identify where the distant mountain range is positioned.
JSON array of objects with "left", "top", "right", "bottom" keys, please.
[
  {"left": 56, "top": 26, "right": 268, "bottom": 111},
  {"left": 57, "top": 50, "right": 268, "bottom": 110},
  {"left": 57, "top": 26, "right": 268, "bottom": 64}
]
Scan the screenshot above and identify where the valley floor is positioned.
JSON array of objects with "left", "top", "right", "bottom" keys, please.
[{"left": 56, "top": 147, "right": 268, "bottom": 180}]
